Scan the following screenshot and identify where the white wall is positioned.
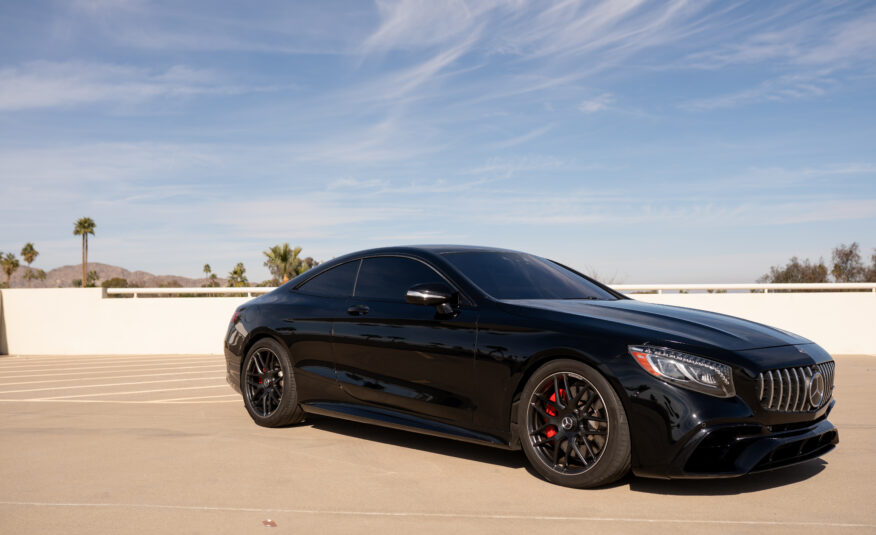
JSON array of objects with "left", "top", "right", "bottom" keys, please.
[
  {"left": 0, "top": 288, "right": 873, "bottom": 355},
  {"left": 0, "top": 288, "right": 248, "bottom": 355},
  {"left": 632, "top": 292, "right": 875, "bottom": 355}
]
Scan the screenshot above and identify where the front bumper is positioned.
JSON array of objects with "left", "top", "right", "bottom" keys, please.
[{"left": 632, "top": 401, "right": 838, "bottom": 479}]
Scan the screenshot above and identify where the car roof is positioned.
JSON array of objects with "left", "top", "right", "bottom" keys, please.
[{"left": 343, "top": 244, "right": 523, "bottom": 256}]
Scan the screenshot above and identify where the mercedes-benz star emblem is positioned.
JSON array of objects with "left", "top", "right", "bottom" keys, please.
[
  {"left": 808, "top": 371, "right": 825, "bottom": 407},
  {"left": 560, "top": 416, "right": 575, "bottom": 430}
]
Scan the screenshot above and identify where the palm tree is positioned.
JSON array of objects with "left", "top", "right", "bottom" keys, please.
[
  {"left": 20, "top": 243, "right": 39, "bottom": 287},
  {"left": 21, "top": 243, "right": 38, "bottom": 267},
  {"left": 228, "top": 263, "right": 248, "bottom": 287},
  {"left": 1, "top": 253, "right": 20, "bottom": 288},
  {"left": 73, "top": 217, "right": 96, "bottom": 288},
  {"left": 263, "top": 243, "right": 302, "bottom": 284},
  {"left": 23, "top": 268, "right": 47, "bottom": 285},
  {"left": 202, "top": 263, "right": 216, "bottom": 287}
]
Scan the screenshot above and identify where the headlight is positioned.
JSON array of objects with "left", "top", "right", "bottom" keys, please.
[{"left": 629, "top": 346, "right": 735, "bottom": 398}]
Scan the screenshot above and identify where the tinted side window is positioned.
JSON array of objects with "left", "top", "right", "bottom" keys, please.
[
  {"left": 355, "top": 257, "right": 445, "bottom": 301},
  {"left": 297, "top": 260, "right": 359, "bottom": 297},
  {"left": 442, "top": 252, "right": 616, "bottom": 300}
]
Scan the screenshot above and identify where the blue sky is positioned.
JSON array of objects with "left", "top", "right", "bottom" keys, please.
[{"left": 1, "top": 0, "right": 874, "bottom": 283}]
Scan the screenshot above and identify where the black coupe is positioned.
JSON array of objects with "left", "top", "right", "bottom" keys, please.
[{"left": 225, "top": 245, "right": 838, "bottom": 488}]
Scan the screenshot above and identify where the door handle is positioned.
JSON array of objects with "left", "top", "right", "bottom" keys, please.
[{"left": 347, "top": 304, "right": 370, "bottom": 316}]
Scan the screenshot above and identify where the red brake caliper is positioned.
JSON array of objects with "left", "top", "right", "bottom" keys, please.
[{"left": 544, "top": 390, "right": 564, "bottom": 439}]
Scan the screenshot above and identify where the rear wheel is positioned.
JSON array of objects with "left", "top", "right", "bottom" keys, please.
[
  {"left": 241, "top": 338, "right": 304, "bottom": 427},
  {"left": 518, "top": 359, "right": 630, "bottom": 488}
]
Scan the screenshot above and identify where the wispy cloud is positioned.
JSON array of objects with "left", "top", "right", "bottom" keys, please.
[
  {"left": 578, "top": 93, "right": 614, "bottom": 113},
  {"left": 0, "top": 61, "right": 279, "bottom": 111},
  {"left": 488, "top": 123, "right": 553, "bottom": 149},
  {"left": 681, "top": 72, "right": 836, "bottom": 110}
]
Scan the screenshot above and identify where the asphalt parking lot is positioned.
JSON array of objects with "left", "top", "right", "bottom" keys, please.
[{"left": 0, "top": 354, "right": 874, "bottom": 534}]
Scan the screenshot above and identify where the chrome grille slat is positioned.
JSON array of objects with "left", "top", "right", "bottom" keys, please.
[
  {"left": 790, "top": 368, "right": 799, "bottom": 411},
  {"left": 801, "top": 367, "right": 812, "bottom": 411},
  {"left": 756, "top": 361, "right": 835, "bottom": 413}
]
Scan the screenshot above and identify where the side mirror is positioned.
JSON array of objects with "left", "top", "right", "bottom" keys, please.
[{"left": 405, "top": 282, "right": 455, "bottom": 308}]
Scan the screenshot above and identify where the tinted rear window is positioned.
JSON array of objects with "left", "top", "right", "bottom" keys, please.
[
  {"left": 297, "top": 260, "right": 359, "bottom": 297},
  {"left": 442, "top": 252, "right": 615, "bottom": 300},
  {"left": 355, "top": 257, "right": 446, "bottom": 301}
]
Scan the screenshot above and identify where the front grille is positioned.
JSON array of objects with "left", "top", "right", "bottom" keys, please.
[{"left": 757, "top": 361, "right": 835, "bottom": 412}]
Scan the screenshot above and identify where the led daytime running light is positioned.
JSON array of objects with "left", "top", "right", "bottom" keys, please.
[{"left": 629, "top": 345, "right": 735, "bottom": 398}]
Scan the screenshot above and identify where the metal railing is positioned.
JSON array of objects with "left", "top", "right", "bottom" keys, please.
[
  {"left": 612, "top": 283, "right": 876, "bottom": 294},
  {"left": 106, "top": 287, "right": 275, "bottom": 298},
  {"left": 102, "top": 282, "right": 876, "bottom": 298}
]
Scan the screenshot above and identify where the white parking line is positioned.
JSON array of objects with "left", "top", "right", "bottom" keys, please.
[
  {"left": 0, "top": 398, "right": 238, "bottom": 404},
  {"left": 0, "top": 501, "right": 872, "bottom": 529},
  {"left": 0, "top": 362, "right": 225, "bottom": 377},
  {"left": 0, "top": 376, "right": 225, "bottom": 395},
  {"left": 35, "top": 384, "right": 230, "bottom": 400},
  {"left": 0, "top": 363, "right": 224, "bottom": 379},
  {"left": 0, "top": 369, "right": 229, "bottom": 387},
  {"left": 0, "top": 358, "right": 225, "bottom": 371},
  {"left": 153, "top": 393, "right": 240, "bottom": 402},
  {"left": 0, "top": 353, "right": 221, "bottom": 363},
  {"left": 0, "top": 354, "right": 221, "bottom": 363}
]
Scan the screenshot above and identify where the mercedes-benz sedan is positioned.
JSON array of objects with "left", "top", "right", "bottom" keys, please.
[{"left": 225, "top": 245, "right": 837, "bottom": 488}]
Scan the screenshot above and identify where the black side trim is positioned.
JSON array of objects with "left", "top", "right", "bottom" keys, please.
[{"left": 301, "top": 401, "right": 511, "bottom": 449}]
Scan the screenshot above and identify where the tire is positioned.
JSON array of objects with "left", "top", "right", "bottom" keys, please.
[
  {"left": 241, "top": 338, "right": 305, "bottom": 427},
  {"left": 518, "top": 359, "right": 631, "bottom": 488}
]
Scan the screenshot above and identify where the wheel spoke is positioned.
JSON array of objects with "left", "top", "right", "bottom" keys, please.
[
  {"left": 562, "top": 374, "right": 572, "bottom": 403},
  {"left": 530, "top": 402, "right": 556, "bottom": 422},
  {"left": 530, "top": 422, "right": 552, "bottom": 435},
  {"left": 571, "top": 440, "right": 590, "bottom": 466},
  {"left": 581, "top": 435, "right": 597, "bottom": 459},
  {"left": 563, "top": 438, "right": 574, "bottom": 466},
  {"left": 533, "top": 435, "right": 555, "bottom": 447},
  {"left": 571, "top": 385, "right": 590, "bottom": 406},
  {"left": 551, "top": 438, "right": 561, "bottom": 465},
  {"left": 553, "top": 377, "right": 565, "bottom": 409},
  {"left": 580, "top": 391, "right": 598, "bottom": 413}
]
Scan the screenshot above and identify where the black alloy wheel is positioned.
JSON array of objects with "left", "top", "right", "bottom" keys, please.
[
  {"left": 241, "top": 338, "right": 304, "bottom": 427},
  {"left": 519, "top": 359, "right": 630, "bottom": 488},
  {"left": 245, "top": 348, "right": 283, "bottom": 417}
]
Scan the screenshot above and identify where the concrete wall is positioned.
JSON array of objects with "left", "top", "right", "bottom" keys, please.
[
  {"left": 0, "top": 288, "right": 873, "bottom": 355},
  {"left": 0, "top": 289, "right": 248, "bottom": 355},
  {"left": 633, "top": 292, "right": 875, "bottom": 355}
]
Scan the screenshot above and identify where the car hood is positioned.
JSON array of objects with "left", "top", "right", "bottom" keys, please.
[{"left": 502, "top": 298, "right": 811, "bottom": 351}]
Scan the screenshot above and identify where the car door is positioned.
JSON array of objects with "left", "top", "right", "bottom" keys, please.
[
  {"left": 331, "top": 255, "right": 478, "bottom": 427},
  {"left": 283, "top": 259, "right": 360, "bottom": 403}
]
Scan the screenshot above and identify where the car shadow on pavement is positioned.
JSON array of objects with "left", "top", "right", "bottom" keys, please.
[{"left": 304, "top": 415, "right": 828, "bottom": 494}]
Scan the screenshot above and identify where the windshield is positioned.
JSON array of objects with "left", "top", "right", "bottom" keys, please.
[{"left": 442, "top": 251, "right": 617, "bottom": 300}]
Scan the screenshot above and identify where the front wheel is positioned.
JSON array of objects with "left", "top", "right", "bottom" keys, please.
[
  {"left": 518, "top": 359, "right": 631, "bottom": 488},
  {"left": 241, "top": 338, "right": 305, "bottom": 427}
]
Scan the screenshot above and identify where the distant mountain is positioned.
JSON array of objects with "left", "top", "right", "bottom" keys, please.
[{"left": 6, "top": 263, "right": 229, "bottom": 289}]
